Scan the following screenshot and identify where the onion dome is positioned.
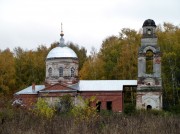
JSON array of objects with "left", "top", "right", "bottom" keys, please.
[{"left": 142, "top": 19, "right": 156, "bottom": 27}]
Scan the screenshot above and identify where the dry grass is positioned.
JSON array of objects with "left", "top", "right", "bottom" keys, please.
[{"left": 0, "top": 108, "right": 180, "bottom": 134}]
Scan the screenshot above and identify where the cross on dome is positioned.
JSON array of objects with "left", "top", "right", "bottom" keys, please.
[
  {"left": 60, "top": 23, "right": 64, "bottom": 37},
  {"left": 59, "top": 23, "right": 65, "bottom": 47}
]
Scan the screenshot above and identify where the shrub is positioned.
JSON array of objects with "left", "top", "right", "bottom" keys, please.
[
  {"left": 71, "top": 96, "right": 99, "bottom": 123},
  {"left": 168, "top": 104, "right": 180, "bottom": 114},
  {"left": 124, "top": 103, "right": 136, "bottom": 115},
  {"left": 135, "top": 109, "right": 173, "bottom": 117},
  {"left": 56, "top": 94, "right": 73, "bottom": 114},
  {"left": 33, "top": 98, "right": 55, "bottom": 119},
  {"left": 100, "top": 110, "right": 113, "bottom": 116},
  {"left": 0, "top": 105, "right": 180, "bottom": 134}
]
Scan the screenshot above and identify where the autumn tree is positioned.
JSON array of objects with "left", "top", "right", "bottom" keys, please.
[
  {"left": 115, "top": 28, "right": 140, "bottom": 79},
  {"left": 0, "top": 48, "right": 16, "bottom": 95},
  {"left": 14, "top": 46, "right": 48, "bottom": 90},
  {"left": 67, "top": 42, "right": 87, "bottom": 71},
  {"left": 99, "top": 36, "right": 121, "bottom": 79},
  {"left": 79, "top": 47, "right": 105, "bottom": 80},
  {"left": 157, "top": 23, "right": 180, "bottom": 107}
]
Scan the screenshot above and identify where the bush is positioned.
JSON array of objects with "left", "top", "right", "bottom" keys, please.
[
  {"left": 100, "top": 110, "right": 113, "bottom": 116},
  {"left": 168, "top": 104, "right": 180, "bottom": 114},
  {"left": 71, "top": 96, "right": 99, "bottom": 123},
  {"left": 124, "top": 103, "right": 136, "bottom": 115},
  {"left": 33, "top": 98, "right": 55, "bottom": 119},
  {"left": 56, "top": 94, "right": 73, "bottom": 114},
  {"left": 0, "top": 106, "right": 180, "bottom": 134}
]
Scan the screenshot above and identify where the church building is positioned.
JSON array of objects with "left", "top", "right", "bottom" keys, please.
[{"left": 13, "top": 19, "right": 162, "bottom": 112}]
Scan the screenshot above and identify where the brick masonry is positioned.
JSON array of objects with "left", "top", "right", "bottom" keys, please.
[{"left": 79, "top": 91, "right": 123, "bottom": 112}]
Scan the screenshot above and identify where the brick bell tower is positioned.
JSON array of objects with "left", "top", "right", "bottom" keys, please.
[{"left": 136, "top": 19, "right": 162, "bottom": 110}]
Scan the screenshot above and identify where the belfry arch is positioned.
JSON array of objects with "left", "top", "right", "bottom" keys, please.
[
  {"left": 146, "top": 50, "right": 154, "bottom": 74},
  {"left": 143, "top": 46, "right": 156, "bottom": 53}
]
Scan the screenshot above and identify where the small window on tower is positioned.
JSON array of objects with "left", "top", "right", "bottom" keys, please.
[
  {"left": 59, "top": 67, "right": 63, "bottom": 77},
  {"left": 48, "top": 67, "right": 52, "bottom": 77},
  {"left": 71, "top": 67, "right": 75, "bottom": 77},
  {"left": 147, "top": 29, "right": 151, "bottom": 35}
]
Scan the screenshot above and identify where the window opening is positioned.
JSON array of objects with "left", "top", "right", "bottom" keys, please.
[
  {"left": 96, "top": 101, "right": 101, "bottom": 112},
  {"left": 48, "top": 67, "right": 52, "bottom": 77},
  {"left": 71, "top": 67, "right": 75, "bottom": 77},
  {"left": 147, "top": 29, "right": 152, "bottom": 35},
  {"left": 146, "top": 50, "right": 153, "bottom": 74},
  {"left": 107, "top": 101, "right": 112, "bottom": 111},
  {"left": 59, "top": 67, "right": 63, "bottom": 77}
]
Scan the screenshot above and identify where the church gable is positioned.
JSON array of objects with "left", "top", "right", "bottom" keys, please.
[
  {"left": 42, "top": 83, "right": 77, "bottom": 91},
  {"left": 38, "top": 83, "right": 78, "bottom": 98}
]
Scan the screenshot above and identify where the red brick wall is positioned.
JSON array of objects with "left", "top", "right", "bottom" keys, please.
[
  {"left": 14, "top": 91, "right": 123, "bottom": 112},
  {"left": 38, "top": 92, "right": 77, "bottom": 97},
  {"left": 79, "top": 91, "right": 123, "bottom": 112},
  {"left": 14, "top": 94, "right": 38, "bottom": 108}
]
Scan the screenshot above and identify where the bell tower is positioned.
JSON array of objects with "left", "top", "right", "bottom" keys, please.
[{"left": 136, "top": 19, "right": 162, "bottom": 110}]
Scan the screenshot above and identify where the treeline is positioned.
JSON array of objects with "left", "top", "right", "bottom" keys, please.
[{"left": 0, "top": 22, "right": 180, "bottom": 109}]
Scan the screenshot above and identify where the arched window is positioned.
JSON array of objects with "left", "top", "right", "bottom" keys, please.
[
  {"left": 48, "top": 67, "right": 52, "bottom": 77},
  {"left": 71, "top": 67, "right": 75, "bottom": 77},
  {"left": 146, "top": 50, "right": 153, "bottom": 74},
  {"left": 59, "top": 67, "right": 63, "bottom": 77}
]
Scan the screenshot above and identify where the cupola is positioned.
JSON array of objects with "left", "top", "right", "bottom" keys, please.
[
  {"left": 45, "top": 24, "right": 79, "bottom": 85},
  {"left": 142, "top": 19, "right": 157, "bottom": 38}
]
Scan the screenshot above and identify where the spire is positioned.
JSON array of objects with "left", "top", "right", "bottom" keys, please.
[
  {"left": 60, "top": 23, "right": 64, "bottom": 37},
  {"left": 59, "top": 23, "right": 65, "bottom": 47}
]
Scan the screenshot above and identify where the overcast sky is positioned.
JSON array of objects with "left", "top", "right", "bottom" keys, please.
[{"left": 0, "top": 0, "right": 179, "bottom": 54}]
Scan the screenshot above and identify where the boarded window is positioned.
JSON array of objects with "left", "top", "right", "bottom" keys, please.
[{"left": 107, "top": 101, "right": 112, "bottom": 111}]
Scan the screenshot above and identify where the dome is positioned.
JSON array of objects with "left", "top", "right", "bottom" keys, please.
[
  {"left": 143, "top": 19, "right": 156, "bottom": 27},
  {"left": 46, "top": 46, "right": 78, "bottom": 59}
]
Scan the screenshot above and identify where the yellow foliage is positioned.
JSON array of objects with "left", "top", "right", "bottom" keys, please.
[
  {"left": 71, "top": 96, "right": 99, "bottom": 123},
  {"left": 33, "top": 98, "right": 56, "bottom": 119}
]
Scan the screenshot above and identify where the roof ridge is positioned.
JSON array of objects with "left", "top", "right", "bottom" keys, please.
[{"left": 41, "top": 82, "right": 78, "bottom": 91}]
